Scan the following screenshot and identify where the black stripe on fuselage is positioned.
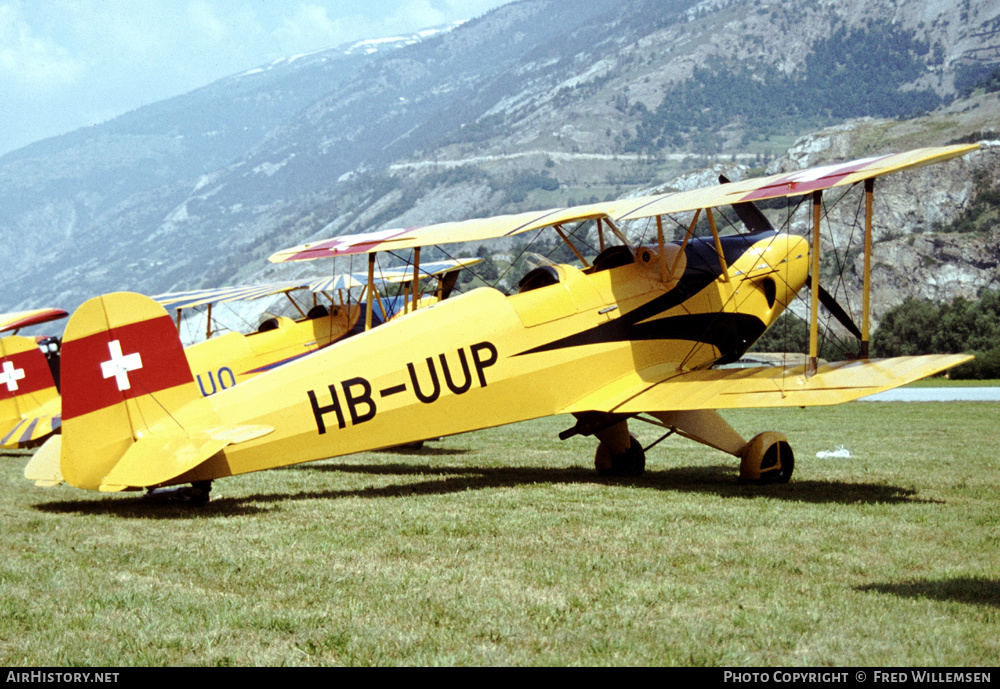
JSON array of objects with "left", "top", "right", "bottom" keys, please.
[{"left": 514, "top": 230, "right": 775, "bottom": 362}]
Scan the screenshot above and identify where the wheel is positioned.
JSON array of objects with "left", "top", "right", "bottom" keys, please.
[
  {"left": 739, "top": 432, "right": 794, "bottom": 484},
  {"left": 188, "top": 480, "right": 213, "bottom": 506},
  {"left": 594, "top": 433, "right": 646, "bottom": 477},
  {"left": 390, "top": 440, "right": 424, "bottom": 452},
  {"left": 142, "top": 480, "right": 212, "bottom": 506}
]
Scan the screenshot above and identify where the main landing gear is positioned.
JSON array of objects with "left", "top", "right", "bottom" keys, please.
[
  {"left": 567, "top": 410, "right": 795, "bottom": 484},
  {"left": 739, "top": 431, "right": 794, "bottom": 484},
  {"left": 594, "top": 433, "right": 646, "bottom": 477},
  {"left": 576, "top": 415, "right": 646, "bottom": 478}
]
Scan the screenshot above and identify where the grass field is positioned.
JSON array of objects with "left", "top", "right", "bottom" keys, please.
[{"left": 1, "top": 402, "right": 998, "bottom": 666}]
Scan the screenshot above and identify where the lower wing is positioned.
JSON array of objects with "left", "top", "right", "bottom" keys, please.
[{"left": 563, "top": 354, "right": 974, "bottom": 414}]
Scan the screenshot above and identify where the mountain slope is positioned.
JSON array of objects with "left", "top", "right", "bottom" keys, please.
[{"left": 3, "top": 0, "right": 999, "bottom": 322}]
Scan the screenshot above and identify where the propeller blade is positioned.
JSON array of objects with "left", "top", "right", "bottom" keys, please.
[
  {"left": 812, "top": 279, "right": 864, "bottom": 341},
  {"left": 718, "top": 175, "right": 861, "bottom": 344},
  {"left": 719, "top": 174, "right": 775, "bottom": 234}
]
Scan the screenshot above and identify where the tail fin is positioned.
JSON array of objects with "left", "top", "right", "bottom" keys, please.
[
  {"left": 0, "top": 335, "right": 61, "bottom": 448},
  {"left": 58, "top": 292, "right": 272, "bottom": 492},
  {"left": 59, "top": 292, "right": 208, "bottom": 490}
]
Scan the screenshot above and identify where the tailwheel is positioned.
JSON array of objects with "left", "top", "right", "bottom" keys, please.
[
  {"left": 739, "top": 432, "right": 794, "bottom": 484},
  {"left": 143, "top": 480, "right": 213, "bottom": 506},
  {"left": 594, "top": 433, "right": 646, "bottom": 477},
  {"left": 188, "top": 480, "right": 213, "bottom": 506},
  {"left": 388, "top": 441, "right": 424, "bottom": 453}
]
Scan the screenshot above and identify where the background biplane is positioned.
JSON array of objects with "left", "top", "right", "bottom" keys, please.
[
  {"left": 150, "top": 258, "right": 481, "bottom": 396},
  {"left": 30, "top": 145, "right": 977, "bottom": 501},
  {"left": 0, "top": 308, "right": 67, "bottom": 449},
  {"left": 0, "top": 308, "right": 68, "bottom": 336}
]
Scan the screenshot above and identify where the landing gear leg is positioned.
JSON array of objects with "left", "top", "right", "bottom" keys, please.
[{"left": 649, "top": 410, "right": 794, "bottom": 484}]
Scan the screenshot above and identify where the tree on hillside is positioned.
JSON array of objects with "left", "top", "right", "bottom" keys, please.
[
  {"left": 870, "top": 296, "right": 940, "bottom": 356},
  {"left": 872, "top": 291, "right": 1000, "bottom": 379}
]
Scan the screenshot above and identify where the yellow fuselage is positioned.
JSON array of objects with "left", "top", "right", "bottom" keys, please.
[{"left": 165, "top": 231, "right": 809, "bottom": 485}]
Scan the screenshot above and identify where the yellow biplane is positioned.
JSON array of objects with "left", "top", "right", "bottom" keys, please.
[
  {"left": 30, "top": 145, "right": 977, "bottom": 502},
  {"left": 154, "top": 280, "right": 359, "bottom": 397},
  {"left": 152, "top": 258, "right": 479, "bottom": 397},
  {"left": 1, "top": 308, "right": 67, "bottom": 448}
]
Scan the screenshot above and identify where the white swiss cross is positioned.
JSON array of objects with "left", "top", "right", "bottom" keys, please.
[
  {"left": 1, "top": 360, "right": 26, "bottom": 392},
  {"left": 101, "top": 340, "right": 143, "bottom": 391}
]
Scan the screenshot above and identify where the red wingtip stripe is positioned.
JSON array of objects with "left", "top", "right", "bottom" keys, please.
[
  {"left": 739, "top": 155, "right": 890, "bottom": 202},
  {"left": 280, "top": 228, "right": 411, "bottom": 260},
  {"left": 0, "top": 308, "right": 69, "bottom": 334}
]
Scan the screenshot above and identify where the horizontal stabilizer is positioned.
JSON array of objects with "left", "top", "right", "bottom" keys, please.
[
  {"left": 99, "top": 424, "right": 274, "bottom": 491},
  {"left": 563, "top": 354, "right": 974, "bottom": 414},
  {"left": 24, "top": 435, "right": 63, "bottom": 487},
  {"left": 1, "top": 414, "right": 61, "bottom": 448},
  {"left": 100, "top": 432, "right": 230, "bottom": 491}
]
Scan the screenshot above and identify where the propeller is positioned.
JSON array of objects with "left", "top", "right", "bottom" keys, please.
[
  {"left": 814, "top": 281, "right": 863, "bottom": 341},
  {"left": 719, "top": 174, "right": 775, "bottom": 233},
  {"left": 718, "top": 175, "right": 864, "bottom": 344}
]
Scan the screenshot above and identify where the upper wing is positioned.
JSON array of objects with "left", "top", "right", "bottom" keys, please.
[
  {"left": 153, "top": 258, "right": 484, "bottom": 308},
  {"left": 268, "top": 208, "right": 612, "bottom": 263},
  {"left": 562, "top": 354, "right": 974, "bottom": 414},
  {"left": 0, "top": 308, "right": 69, "bottom": 334},
  {"left": 153, "top": 281, "right": 307, "bottom": 310},
  {"left": 607, "top": 144, "right": 979, "bottom": 221},
  {"left": 268, "top": 145, "right": 978, "bottom": 261},
  {"left": 308, "top": 257, "right": 483, "bottom": 291}
]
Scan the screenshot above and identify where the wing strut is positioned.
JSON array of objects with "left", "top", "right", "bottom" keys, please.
[
  {"left": 808, "top": 190, "right": 822, "bottom": 375},
  {"left": 656, "top": 215, "right": 667, "bottom": 283},
  {"left": 706, "top": 208, "right": 730, "bottom": 282},
  {"left": 809, "top": 180, "right": 875, "bottom": 360},
  {"left": 285, "top": 292, "right": 306, "bottom": 318},
  {"left": 861, "top": 178, "right": 874, "bottom": 357},
  {"left": 553, "top": 224, "right": 591, "bottom": 268},
  {"left": 669, "top": 209, "right": 701, "bottom": 281},
  {"left": 365, "top": 254, "right": 375, "bottom": 330},
  {"left": 411, "top": 247, "right": 421, "bottom": 312},
  {"left": 602, "top": 218, "right": 633, "bottom": 250}
]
